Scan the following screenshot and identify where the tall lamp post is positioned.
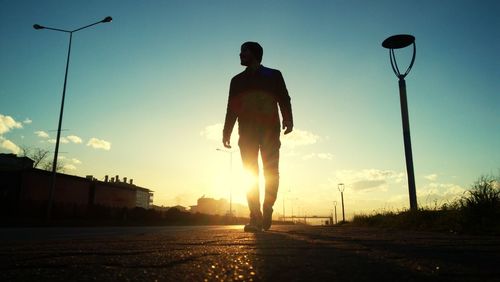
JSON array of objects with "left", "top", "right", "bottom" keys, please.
[
  {"left": 382, "top": 34, "right": 418, "bottom": 211},
  {"left": 216, "top": 148, "right": 234, "bottom": 216},
  {"left": 34, "top": 16, "right": 113, "bottom": 220},
  {"left": 338, "top": 183, "right": 345, "bottom": 222}
]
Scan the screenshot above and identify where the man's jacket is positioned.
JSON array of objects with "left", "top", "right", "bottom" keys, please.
[{"left": 223, "top": 65, "right": 293, "bottom": 140}]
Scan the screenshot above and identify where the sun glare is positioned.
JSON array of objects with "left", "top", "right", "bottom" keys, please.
[
  {"left": 212, "top": 161, "right": 266, "bottom": 206},
  {"left": 240, "top": 169, "right": 258, "bottom": 192}
]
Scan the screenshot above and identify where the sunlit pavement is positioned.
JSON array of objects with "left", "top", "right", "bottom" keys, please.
[{"left": 0, "top": 225, "right": 498, "bottom": 281}]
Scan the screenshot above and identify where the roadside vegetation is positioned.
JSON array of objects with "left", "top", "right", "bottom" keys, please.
[{"left": 352, "top": 174, "right": 500, "bottom": 234}]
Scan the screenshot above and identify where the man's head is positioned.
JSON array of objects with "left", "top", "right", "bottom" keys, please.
[{"left": 240, "top": 41, "right": 263, "bottom": 67}]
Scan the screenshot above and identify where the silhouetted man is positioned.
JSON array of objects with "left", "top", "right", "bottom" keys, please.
[{"left": 223, "top": 42, "right": 293, "bottom": 232}]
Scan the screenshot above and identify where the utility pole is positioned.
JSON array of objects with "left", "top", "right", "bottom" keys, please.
[{"left": 338, "top": 183, "right": 346, "bottom": 222}]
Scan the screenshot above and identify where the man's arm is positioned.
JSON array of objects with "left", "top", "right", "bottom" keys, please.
[
  {"left": 222, "top": 79, "right": 238, "bottom": 148},
  {"left": 276, "top": 71, "right": 293, "bottom": 134}
]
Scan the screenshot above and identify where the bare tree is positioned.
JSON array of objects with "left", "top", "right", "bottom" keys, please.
[
  {"left": 19, "top": 145, "right": 31, "bottom": 158},
  {"left": 41, "top": 159, "right": 65, "bottom": 173},
  {"left": 19, "top": 146, "right": 60, "bottom": 171},
  {"left": 32, "top": 148, "right": 50, "bottom": 168}
]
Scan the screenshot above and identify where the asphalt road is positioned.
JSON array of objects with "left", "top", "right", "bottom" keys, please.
[{"left": 0, "top": 225, "right": 498, "bottom": 281}]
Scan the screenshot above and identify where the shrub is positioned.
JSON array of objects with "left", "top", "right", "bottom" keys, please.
[{"left": 458, "top": 175, "right": 500, "bottom": 233}]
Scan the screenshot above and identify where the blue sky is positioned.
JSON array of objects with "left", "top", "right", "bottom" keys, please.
[{"left": 1, "top": 0, "right": 498, "bottom": 218}]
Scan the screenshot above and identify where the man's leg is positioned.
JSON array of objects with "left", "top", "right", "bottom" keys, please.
[
  {"left": 261, "top": 130, "right": 281, "bottom": 230},
  {"left": 239, "top": 136, "right": 261, "bottom": 229}
]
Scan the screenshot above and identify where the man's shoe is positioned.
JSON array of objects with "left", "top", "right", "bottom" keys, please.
[
  {"left": 262, "top": 206, "right": 273, "bottom": 231},
  {"left": 244, "top": 223, "right": 262, "bottom": 232},
  {"left": 244, "top": 215, "right": 262, "bottom": 232}
]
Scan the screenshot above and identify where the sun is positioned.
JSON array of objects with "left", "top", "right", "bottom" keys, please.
[{"left": 212, "top": 161, "right": 265, "bottom": 206}]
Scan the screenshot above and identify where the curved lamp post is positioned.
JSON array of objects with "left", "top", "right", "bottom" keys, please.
[
  {"left": 382, "top": 34, "right": 418, "bottom": 211},
  {"left": 34, "top": 17, "right": 112, "bottom": 220}
]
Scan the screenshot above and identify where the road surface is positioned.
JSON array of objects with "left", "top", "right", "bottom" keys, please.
[{"left": 0, "top": 225, "right": 498, "bottom": 281}]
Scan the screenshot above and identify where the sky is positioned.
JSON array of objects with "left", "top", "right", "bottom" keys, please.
[{"left": 1, "top": 0, "right": 499, "bottom": 219}]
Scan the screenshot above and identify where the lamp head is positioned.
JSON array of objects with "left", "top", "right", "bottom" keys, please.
[
  {"left": 102, "top": 16, "right": 113, "bottom": 23},
  {"left": 338, "top": 183, "right": 345, "bottom": 192},
  {"left": 382, "top": 34, "right": 415, "bottom": 49},
  {"left": 33, "top": 24, "right": 45, "bottom": 30},
  {"left": 382, "top": 34, "right": 417, "bottom": 79}
]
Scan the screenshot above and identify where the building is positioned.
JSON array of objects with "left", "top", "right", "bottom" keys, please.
[
  {"left": 190, "top": 195, "right": 248, "bottom": 217},
  {"left": 190, "top": 196, "right": 228, "bottom": 215},
  {"left": 0, "top": 154, "right": 153, "bottom": 213},
  {"left": 98, "top": 174, "right": 154, "bottom": 209},
  {"left": 0, "top": 153, "right": 34, "bottom": 170}
]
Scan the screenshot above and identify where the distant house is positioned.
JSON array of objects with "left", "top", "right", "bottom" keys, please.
[
  {"left": 190, "top": 196, "right": 228, "bottom": 215},
  {"left": 135, "top": 187, "right": 153, "bottom": 209},
  {"left": 0, "top": 153, "right": 34, "bottom": 170},
  {"left": 169, "top": 205, "right": 188, "bottom": 212},
  {"left": 0, "top": 154, "right": 153, "bottom": 211},
  {"left": 190, "top": 196, "right": 248, "bottom": 217}
]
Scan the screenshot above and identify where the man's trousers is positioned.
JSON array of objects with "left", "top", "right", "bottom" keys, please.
[{"left": 238, "top": 128, "right": 281, "bottom": 220}]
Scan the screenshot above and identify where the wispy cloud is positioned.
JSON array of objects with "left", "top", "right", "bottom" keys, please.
[
  {"left": 408, "top": 183, "right": 466, "bottom": 207},
  {"left": 0, "top": 114, "right": 22, "bottom": 135},
  {"left": 334, "top": 169, "right": 405, "bottom": 192},
  {"left": 200, "top": 123, "right": 223, "bottom": 142},
  {"left": 57, "top": 156, "right": 81, "bottom": 171},
  {"left": 200, "top": 122, "right": 240, "bottom": 146},
  {"left": 23, "top": 118, "right": 32, "bottom": 124},
  {"left": 41, "top": 133, "right": 83, "bottom": 145},
  {"left": 63, "top": 164, "right": 77, "bottom": 171},
  {"left": 424, "top": 174, "right": 438, "bottom": 181},
  {"left": 35, "top": 130, "right": 50, "bottom": 138},
  {"left": 87, "top": 137, "right": 111, "bottom": 150},
  {"left": 66, "top": 135, "right": 82, "bottom": 144},
  {"left": 282, "top": 128, "right": 319, "bottom": 149},
  {"left": 303, "top": 152, "right": 334, "bottom": 160},
  {"left": 48, "top": 137, "right": 69, "bottom": 144},
  {"left": 0, "top": 138, "right": 21, "bottom": 154}
]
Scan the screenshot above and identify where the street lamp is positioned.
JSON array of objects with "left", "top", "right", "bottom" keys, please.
[
  {"left": 382, "top": 34, "right": 418, "bottom": 211},
  {"left": 216, "top": 148, "right": 234, "bottom": 216},
  {"left": 338, "top": 183, "right": 345, "bottom": 222},
  {"left": 34, "top": 16, "right": 113, "bottom": 220}
]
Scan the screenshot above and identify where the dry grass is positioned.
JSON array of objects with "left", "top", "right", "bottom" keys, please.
[{"left": 352, "top": 174, "right": 500, "bottom": 234}]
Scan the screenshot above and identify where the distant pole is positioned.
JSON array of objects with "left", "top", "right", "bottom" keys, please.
[
  {"left": 216, "top": 148, "right": 234, "bottom": 216},
  {"left": 282, "top": 196, "right": 285, "bottom": 222},
  {"left": 331, "top": 209, "right": 334, "bottom": 225},
  {"left": 295, "top": 198, "right": 299, "bottom": 223},
  {"left": 34, "top": 16, "right": 113, "bottom": 220},
  {"left": 382, "top": 34, "right": 418, "bottom": 211},
  {"left": 333, "top": 201, "right": 338, "bottom": 224},
  {"left": 338, "top": 183, "right": 345, "bottom": 222}
]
